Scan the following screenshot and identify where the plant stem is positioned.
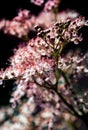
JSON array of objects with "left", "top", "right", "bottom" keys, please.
[
  {"left": 54, "top": 87, "right": 81, "bottom": 117},
  {"left": 55, "top": 69, "right": 88, "bottom": 127}
]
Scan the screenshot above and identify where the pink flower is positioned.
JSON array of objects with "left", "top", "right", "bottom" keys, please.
[
  {"left": 44, "top": 0, "right": 59, "bottom": 12},
  {"left": 30, "top": 0, "right": 44, "bottom": 6}
]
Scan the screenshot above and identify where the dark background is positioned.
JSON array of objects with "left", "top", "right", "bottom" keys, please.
[
  {"left": 0, "top": 0, "right": 88, "bottom": 105},
  {"left": 0, "top": 0, "right": 88, "bottom": 19}
]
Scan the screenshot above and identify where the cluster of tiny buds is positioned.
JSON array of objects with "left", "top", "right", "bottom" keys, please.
[
  {"left": 34, "top": 21, "right": 68, "bottom": 48},
  {"left": 35, "top": 17, "right": 88, "bottom": 47}
]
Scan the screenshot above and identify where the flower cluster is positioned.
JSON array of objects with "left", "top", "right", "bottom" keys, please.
[
  {"left": 35, "top": 16, "right": 87, "bottom": 47},
  {"left": 0, "top": 99, "right": 77, "bottom": 130},
  {"left": 0, "top": 9, "right": 35, "bottom": 38},
  {"left": 0, "top": 17, "right": 88, "bottom": 108},
  {"left": 0, "top": 1, "right": 79, "bottom": 38}
]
